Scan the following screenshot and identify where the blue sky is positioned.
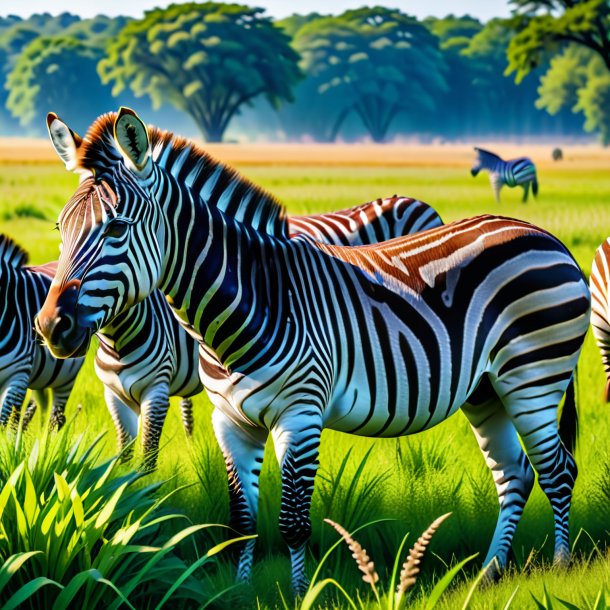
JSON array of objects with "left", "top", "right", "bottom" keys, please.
[{"left": 4, "top": 1, "right": 512, "bottom": 21}]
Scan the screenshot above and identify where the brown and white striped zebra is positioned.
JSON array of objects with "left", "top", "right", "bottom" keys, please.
[
  {"left": 590, "top": 238, "right": 610, "bottom": 399},
  {"left": 37, "top": 108, "right": 589, "bottom": 593}
]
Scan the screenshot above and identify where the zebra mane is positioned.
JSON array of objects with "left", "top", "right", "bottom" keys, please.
[
  {"left": 474, "top": 147, "right": 503, "bottom": 163},
  {"left": 79, "top": 113, "right": 288, "bottom": 238},
  {"left": 0, "top": 234, "right": 29, "bottom": 268}
]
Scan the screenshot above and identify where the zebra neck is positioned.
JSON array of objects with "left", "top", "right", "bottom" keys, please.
[
  {"left": 97, "top": 299, "right": 149, "bottom": 353},
  {"left": 153, "top": 143, "right": 287, "bottom": 238},
  {"left": 155, "top": 193, "right": 288, "bottom": 370}
]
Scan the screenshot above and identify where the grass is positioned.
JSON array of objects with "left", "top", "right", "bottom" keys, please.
[{"left": 1, "top": 144, "right": 610, "bottom": 608}]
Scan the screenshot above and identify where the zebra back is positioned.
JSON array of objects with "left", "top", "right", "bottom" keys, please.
[{"left": 288, "top": 196, "right": 442, "bottom": 246}]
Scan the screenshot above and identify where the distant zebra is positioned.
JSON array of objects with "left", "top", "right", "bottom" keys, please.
[
  {"left": 590, "top": 239, "right": 610, "bottom": 400},
  {"left": 38, "top": 109, "right": 589, "bottom": 593},
  {"left": 471, "top": 147, "right": 538, "bottom": 203},
  {"left": 0, "top": 236, "right": 83, "bottom": 429}
]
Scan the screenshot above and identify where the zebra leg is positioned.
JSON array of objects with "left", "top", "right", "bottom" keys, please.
[
  {"left": 140, "top": 383, "right": 171, "bottom": 471},
  {"left": 49, "top": 386, "right": 72, "bottom": 431},
  {"left": 497, "top": 383, "right": 577, "bottom": 566},
  {"left": 104, "top": 386, "right": 138, "bottom": 461},
  {"left": 21, "top": 398, "right": 39, "bottom": 431},
  {"left": 21, "top": 389, "right": 49, "bottom": 431},
  {"left": 212, "top": 408, "right": 268, "bottom": 583},
  {"left": 462, "top": 400, "right": 534, "bottom": 576},
  {"left": 271, "top": 411, "right": 322, "bottom": 595},
  {"left": 179, "top": 396, "right": 194, "bottom": 437},
  {"left": 491, "top": 175, "right": 501, "bottom": 203},
  {"left": 0, "top": 377, "right": 28, "bottom": 428},
  {"left": 522, "top": 181, "right": 530, "bottom": 203}
]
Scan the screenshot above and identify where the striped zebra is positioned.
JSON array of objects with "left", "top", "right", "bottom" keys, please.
[
  {"left": 471, "top": 147, "right": 539, "bottom": 203},
  {"left": 61, "top": 171, "right": 443, "bottom": 469},
  {"left": 590, "top": 239, "right": 610, "bottom": 400},
  {"left": 95, "top": 289, "right": 201, "bottom": 469},
  {"left": 37, "top": 109, "right": 590, "bottom": 593},
  {"left": 0, "top": 235, "right": 84, "bottom": 429},
  {"left": 60, "top": 178, "right": 202, "bottom": 470}
]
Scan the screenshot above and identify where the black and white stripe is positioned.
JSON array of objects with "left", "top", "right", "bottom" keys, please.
[{"left": 471, "top": 147, "right": 539, "bottom": 203}]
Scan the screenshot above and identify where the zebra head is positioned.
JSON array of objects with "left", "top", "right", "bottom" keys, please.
[
  {"left": 471, "top": 147, "right": 501, "bottom": 176},
  {"left": 36, "top": 108, "right": 164, "bottom": 358},
  {"left": 470, "top": 147, "right": 484, "bottom": 176}
]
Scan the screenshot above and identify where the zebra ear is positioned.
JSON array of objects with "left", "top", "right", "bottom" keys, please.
[
  {"left": 113, "top": 107, "right": 151, "bottom": 176},
  {"left": 47, "top": 113, "right": 82, "bottom": 171}
]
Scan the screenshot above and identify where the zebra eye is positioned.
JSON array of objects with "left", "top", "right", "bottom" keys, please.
[{"left": 103, "top": 219, "right": 130, "bottom": 239}]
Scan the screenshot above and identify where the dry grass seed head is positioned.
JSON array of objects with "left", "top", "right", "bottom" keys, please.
[
  {"left": 396, "top": 512, "right": 452, "bottom": 597},
  {"left": 324, "top": 518, "right": 379, "bottom": 591}
]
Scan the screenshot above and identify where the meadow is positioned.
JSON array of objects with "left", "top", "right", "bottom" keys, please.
[{"left": 1, "top": 141, "right": 610, "bottom": 609}]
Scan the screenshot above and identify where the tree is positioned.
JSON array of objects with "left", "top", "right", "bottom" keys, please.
[
  {"left": 0, "top": 13, "right": 82, "bottom": 135},
  {"left": 99, "top": 2, "right": 302, "bottom": 142},
  {"left": 424, "top": 15, "right": 484, "bottom": 138},
  {"left": 506, "top": 1, "right": 610, "bottom": 144},
  {"left": 506, "top": 0, "right": 610, "bottom": 82},
  {"left": 293, "top": 8, "right": 448, "bottom": 142},
  {"left": 536, "top": 46, "right": 610, "bottom": 143},
  {"left": 6, "top": 36, "right": 115, "bottom": 134}
]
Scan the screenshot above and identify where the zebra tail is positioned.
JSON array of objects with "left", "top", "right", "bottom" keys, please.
[
  {"left": 559, "top": 371, "right": 578, "bottom": 454},
  {"left": 604, "top": 378, "right": 610, "bottom": 403},
  {"left": 532, "top": 176, "right": 539, "bottom": 197}
]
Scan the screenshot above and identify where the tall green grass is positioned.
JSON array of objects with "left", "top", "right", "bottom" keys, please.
[
  {"left": 0, "top": 420, "right": 250, "bottom": 609},
  {"left": 1, "top": 154, "right": 610, "bottom": 608}
]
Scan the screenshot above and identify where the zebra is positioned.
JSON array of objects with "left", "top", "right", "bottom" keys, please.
[
  {"left": 57, "top": 175, "right": 443, "bottom": 469},
  {"left": 57, "top": 178, "right": 202, "bottom": 470},
  {"left": 36, "top": 108, "right": 590, "bottom": 593},
  {"left": 590, "top": 238, "right": 610, "bottom": 400},
  {"left": 0, "top": 235, "right": 84, "bottom": 430},
  {"left": 471, "top": 147, "right": 539, "bottom": 203}
]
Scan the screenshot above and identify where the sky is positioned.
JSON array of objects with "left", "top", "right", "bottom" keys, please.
[{"left": 3, "top": 1, "right": 512, "bottom": 22}]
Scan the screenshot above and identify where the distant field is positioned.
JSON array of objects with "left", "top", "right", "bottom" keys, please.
[{"left": 2, "top": 141, "right": 610, "bottom": 609}]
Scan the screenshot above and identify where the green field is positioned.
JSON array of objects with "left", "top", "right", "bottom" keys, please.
[{"left": 2, "top": 147, "right": 610, "bottom": 609}]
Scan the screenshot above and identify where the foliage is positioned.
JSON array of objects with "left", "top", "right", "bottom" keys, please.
[
  {"left": 0, "top": 13, "right": 80, "bottom": 135},
  {"left": 293, "top": 8, "right": 447, "bottom": 142},
  {"left": 6, "top": 36, "right": 115, "bottom": 133},
  {"left": 100, "top": 2, "right": 302, "bottom": 142},
  {"left": 0, "top": 423, "right": 247, "bottom": 608},
  {"left": 506, "top": 0, "right": 610, "bottom": 82}
]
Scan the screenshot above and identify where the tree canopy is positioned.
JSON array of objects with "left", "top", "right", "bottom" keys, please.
[
  {"left": 99, "top": 2, "right": 302, "bottom": 142},
  {"left": 506, "top": 0, "right": 610, "bottom": 82},
  {"left": 6, "top": 36, "right": 115, "bottom": 133},
  {"left": 505, "top": 0, "right": 610, "bottom": 144},
  {"left": 293, "top": 7, "right": 448, "bottom": 142},
  {"left": 0, "top": 6, "right": 600, "bottom": 142}
]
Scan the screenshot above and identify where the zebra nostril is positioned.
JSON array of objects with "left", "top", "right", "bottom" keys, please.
[{"left": 54, "top": 315, "right": 74, "bottom": 339}]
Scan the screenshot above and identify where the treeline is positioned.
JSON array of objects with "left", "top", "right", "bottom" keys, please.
[{"left": 0, "top": 4, "right": 597, "bottom": 142}]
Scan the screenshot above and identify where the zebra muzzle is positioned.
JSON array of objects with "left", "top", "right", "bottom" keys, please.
[{"left": 36, "top": 279, "right": 91, "bottom": 358}]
